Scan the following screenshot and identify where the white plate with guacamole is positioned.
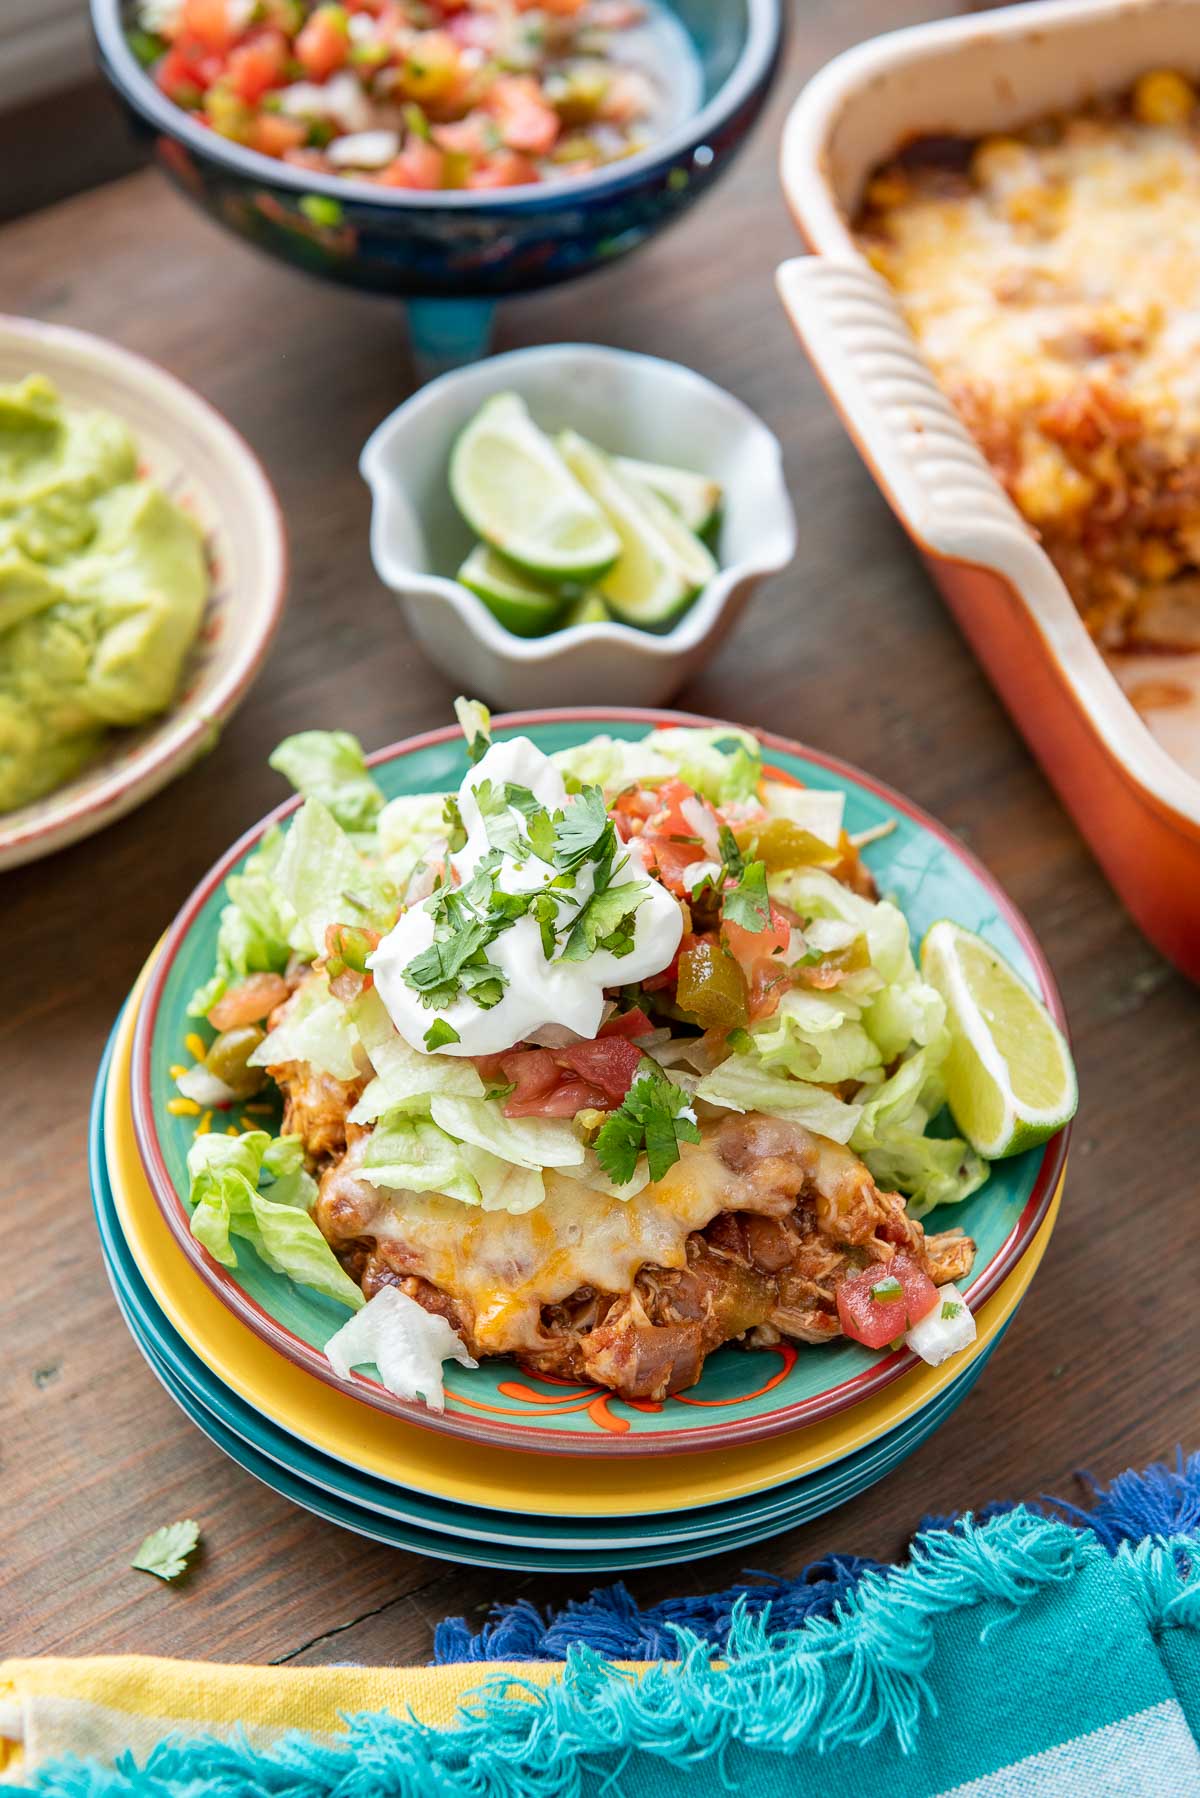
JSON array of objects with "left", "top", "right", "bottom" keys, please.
[{"left": 0, "top": 314, "right": 286, "bottom": 872}]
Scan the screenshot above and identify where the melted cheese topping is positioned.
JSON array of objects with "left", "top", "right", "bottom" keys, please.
[{"left": 329, "top": 1123, "right": 869, "bottom": 1354}]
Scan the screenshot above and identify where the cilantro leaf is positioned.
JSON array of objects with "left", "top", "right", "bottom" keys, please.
[
  {"left": 553, "top": 785, "right": 609, "bottom": 868},
  {"left": 561, "top": 881, "right": 647, "bottom": 962},
  {"left": 132, "top": 1520, "right": 200, "bottom": 1583},
  {"left": 594, "top": 1066, "right": 702, "bottom": 1185},
  {"left": 722, "top": 860, "right": 772, "bottom": 933},
  {"left": 424, "top": 1020, "right": 461, "bottom": 1051},
  {"left": 443, "top": 793, "right": 467, "bottom": 853},
  {"left": 473, "top": 779, "right": 527, "bottom": 856},
  {"left": 717, "top": 823, "right": 744, "bottom": 879},
  {"left": 402, "top": 915, "right": 509, "bottom": 1010}
]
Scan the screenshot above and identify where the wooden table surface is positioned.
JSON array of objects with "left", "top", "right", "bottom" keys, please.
[{"left": 4, "top": 0, "right": 1198, "bottom": 1670}]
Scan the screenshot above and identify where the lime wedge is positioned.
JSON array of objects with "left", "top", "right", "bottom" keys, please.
[
  {"left": 614, "top": 455, "right": 723, "bottom": 535},
  {"left": 457, "top": 544, "right": 566, "bottom": 637},
  {"left": 921, "top": 920, "right": 1078, "bottom": 1159},
  {"left": 557, "top": 432, "right": 717, "bottom": 630},
  {"left": 559, "top": 591, "right": 610, "bottom": 628},
  {"left": 450, "top": 394, "right": 621, "bottom": 582}
]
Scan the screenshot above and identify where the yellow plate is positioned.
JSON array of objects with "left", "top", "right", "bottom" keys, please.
[{"left": 106, "top": 957, "right": 1062, "bottom": 1517}]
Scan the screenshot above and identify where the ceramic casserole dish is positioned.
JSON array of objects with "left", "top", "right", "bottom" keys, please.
[{"left": 776, "top": 0, "right": 1200, "bottom": 982}]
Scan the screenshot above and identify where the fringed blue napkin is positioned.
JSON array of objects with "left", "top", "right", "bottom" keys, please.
[{"left": 4, "top": 1455, "right": 1199, "bottom": 1796}]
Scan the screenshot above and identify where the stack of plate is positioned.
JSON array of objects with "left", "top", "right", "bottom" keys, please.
[{"left": 90, "top": 712, "right": 1069, "bottom": 1572}]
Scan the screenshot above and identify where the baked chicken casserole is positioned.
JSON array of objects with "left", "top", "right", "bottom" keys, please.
[{"left": 856, "top": 69, "right": 1200, "bottom": 653}]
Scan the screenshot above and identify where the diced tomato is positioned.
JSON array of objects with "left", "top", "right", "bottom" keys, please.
[
  {"left": 501, "top": 1048, "right": 559, "bottom": 1106},
  {"left": 599, "top": 1007, "right": 653, "bottom": 1040},
  {"left": 645, "top": 837, "right": 705, "bottom": 896},
  {"left": 746, "top": 954, "right": 790, "bottom": 1023},
  {"left": 837, "top": 1253, "right": 938, "bottom": 1350},
  {"left": 377, "top": 139, "right": 445, "bottom": 189},
  {"left": 487, "top": 75, "right": 560, "bottom": 156},
  {"left": 226, "top": 32, "right": 288, "bottom": 102},
  {"left": 180, "top": 0, "right": 241, "bottom": 53},
  {"left": 251, "top": 112, "right": 308, "bottom": 157},
  {"left": 611, "top": 785, "right": 659, "bottom": 839},
  {"left": 471, "top": 1051, "right": 511, "bottom": 1085},
  {"left": 466, "top": 151, "right": 538, "bottom": 189},
  {"left": 295, "top": 5, "right": 349, "bottom": 77},
  {"left": 555, "top": 1035, "right": 642, "bottom": 1103},
  {"left": 156, "top": 45, "right": 217, "bottom": 102},
  {"left": 723, "top": 898, "right": 791, "bottom": 972},
  {"left": 507, "top": 1078, "right": 606, "bottom": 1117}
]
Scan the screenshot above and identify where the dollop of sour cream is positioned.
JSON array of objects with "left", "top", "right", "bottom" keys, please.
[{"left": 370, "top": 737, "right": 683, "bottom": 1057}]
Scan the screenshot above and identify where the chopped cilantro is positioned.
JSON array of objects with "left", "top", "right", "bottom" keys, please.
[
  {"left": 552, "top": 785, "right": 609, "bottom": 868},
  {"left": 132, "top": 1520, "right": 200, "bottom": 1583},
  {"left": 594, "top": 1065, "right": 701, "bottom": 1185},
  {"left": 941, "top": 1300, "right": 964, "bottom": 1322},
  {"left": 402, "top": 914, "right": 509, "bottom": 1011},
  {"left": 726, "top": 1026, "right": 753, "bottom": 1053},
  {"left": 562, "top": 881, "right": 646, "bottom": 962},
  {"left": 717, "top": 823, "right": 744, "bottom": 878},
  {"left": 870, "top": 1276, "right": 903, "bottom": 1305},
  {"left": 722, "top": 859, "right": 772, "bottom": 933},
  {"left": 424, "top": 1019, "right": 461, "bottom": 1051},
  {"left": 442, "top": 792, "right": 467, "bottom": 853},
  {"left": 473, "top": 779, "right": 528, "bottom": 856}
]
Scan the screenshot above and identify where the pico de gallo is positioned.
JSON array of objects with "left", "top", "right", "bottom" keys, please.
[
  {"left": 176, "top": 701, "right": 991, "bottom": 1409},
  {"left": 131, "top": 0, "right": 673, "bottom": 189}
]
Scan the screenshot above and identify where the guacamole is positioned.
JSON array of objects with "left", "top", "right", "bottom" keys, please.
[{"left": 0, "top": 374, "right": 209, "bottom": 814}]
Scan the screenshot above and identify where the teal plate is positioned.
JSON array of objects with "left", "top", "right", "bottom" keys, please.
[
  {"left": 93, "top": 1019, "right": 1009, "bottom": 1557},
  {"left": 129, "top": 709, "right": 1066, "bottom": 1457}
]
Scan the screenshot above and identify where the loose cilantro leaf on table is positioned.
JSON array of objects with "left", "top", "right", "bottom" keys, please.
[
  {"left": 132, "top": 1521, "right": 200, "bottom": 1583},
  {"left": 722, "top": 859, "right": 772, "bottom": 933},
  {"left": 594, "top": 1065, "right": 702, "bottom": 1185}
]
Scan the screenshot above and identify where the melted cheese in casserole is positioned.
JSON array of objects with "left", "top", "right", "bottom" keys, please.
[
  {"left": 855, "top": 76, "right": 1200, "bottom": 648},
  {"left": 324, "top": 1125, "right": 871, "bottom": 1353}
]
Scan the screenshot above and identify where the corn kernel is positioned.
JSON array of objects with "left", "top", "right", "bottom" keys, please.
[
  {"left": 196, "top": 1110, "right": 213, "bottom": 1137},
  {"left": 971, "top": 136, "right": 1036, "bottom": 192},
  {"left": 167, "top": 1096, "right": 201, "bottom": 1117},
  {"left": 1140, "top": 538, "right": 1180, "bottom": 581},
  {"left": 1132, "top": 69, "right": 1194, "bottom": 128},
  {"left": 169, "top": 1064, "right": 189, "bottom": 1080},
  {"left": 864, "top": 170, "right": 909, "bottom": 210},
  {"left": 185, "top": 1033, "right": 208, "bottom": 1063},
  {"left": 226, "top": 1124, "right": 241, "bottom": 1137}
]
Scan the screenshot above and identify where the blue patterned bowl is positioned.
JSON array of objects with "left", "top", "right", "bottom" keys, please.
[{"left": 91, "top": 2, "right": 784, "bottom": 366}]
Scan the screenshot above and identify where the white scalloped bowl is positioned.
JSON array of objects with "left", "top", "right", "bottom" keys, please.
[
  {"left": 360, "top": 344, "right": 796, "bottom": 710},
  {"left": 0, "top": 315, "right": 287, "bottom": 872}
]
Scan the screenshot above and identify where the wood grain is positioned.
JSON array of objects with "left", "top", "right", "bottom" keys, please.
[{"left": 2, "top": 0, "right": 1197, "bottom": 1668}]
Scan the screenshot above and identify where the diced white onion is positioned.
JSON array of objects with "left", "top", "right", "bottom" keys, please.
[
  {"left": 176, "top": 1064, "right": 238, "bottom": 1108},
  {"left": 325, "top": 1286, "right": 476, "bottom": 1412},
  {"left": 680, "top": 795, "right": 720, "bottom": 857},
  {"left": 905, "top": 1283, "right": 977, "bottom": 1367},
  {"left": 327, "top": 130, "right": 400, "bottom": 170},
  {"left": 279, "top": 74, "right": 372, "bottom": 132}
]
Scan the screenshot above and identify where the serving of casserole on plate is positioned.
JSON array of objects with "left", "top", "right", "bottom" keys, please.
[{"left": 778, "top": 0, "right": 1200, "bottom": 982}]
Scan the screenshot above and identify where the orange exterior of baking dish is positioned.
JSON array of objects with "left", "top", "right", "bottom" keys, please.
[{"left": 926, "top": 558, "right": 1200, "bottom": 980}]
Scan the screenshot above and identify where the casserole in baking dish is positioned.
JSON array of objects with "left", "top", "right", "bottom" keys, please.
[{"left": 777, "top": 0, "right": 1200, "bottom": 982}]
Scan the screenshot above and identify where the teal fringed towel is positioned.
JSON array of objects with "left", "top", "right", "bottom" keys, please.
[{"left": 5, "top": 1497, "right": 1200, "bottom": 1794}]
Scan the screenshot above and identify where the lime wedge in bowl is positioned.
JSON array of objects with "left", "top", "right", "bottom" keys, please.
[
  {"left": 559, "top": 591, "right": 610, "bottom": 628},
  {"left": 557, "top": 431, "right": 717, "bottom": 630},
  {"left": 457, "top": 544, "right": 567, "bottom": 637},
  {"left": 450, "top": 394, "right": 621, "bottom": 583},
  {"left": 613, "top": 456, "right": 723, "bottom": 535},
  {"left": 921, "top": 920, "right": 1078, "bottom": 1159}
]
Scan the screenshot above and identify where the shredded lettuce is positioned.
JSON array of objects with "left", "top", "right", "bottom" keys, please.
[
  {"left": 428, "top": 1095, "right": 585, "bottom": 1170},
  {"left": 188, "top": 826, "right": 293, "bottom": 1018},
  {"left": 248, "top": 975, "right": 361, "bottom": 1082},
  {"left": 358, "top": 1110, "right": 546, "bottom": 1213},
  {"left": 349, "top": 1031, "right": 484, "bottom": 1124},
  {"left": 186, "top": 1131, "right": 362, "bottom": 1311},
  {"left": 694, "top": 1053, "right": 862, "bottom": 1144},
  {"left": 552, "top": 726, "right": 761, "bottom": 806},
  {"left": 748, "top": 988, "right": 884, "bottom": 1086},
  {"left": 325, "top": 1285, "right": 476, "bottom": 1411},
  {"left": 377, "top": 791, "right": 449, "bottom": 890},
  {"left": 272, "top": 796, "right": 395, "bottom": 958},
  {"left": 268, "top": 730, "right": 385, "bottom": 833},
  {"left": 849, "top": 1050, "right": 988, "bottom": 1217}
]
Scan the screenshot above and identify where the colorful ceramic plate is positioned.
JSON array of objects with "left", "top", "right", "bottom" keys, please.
[
  {"left": 95, "top": 1014, "right": 1020, "bottom": 1552},
  {"left": 0, "top": 314, "right": 286, "bottom": 872},
  {"left": 130, "top": 710, "right": 1068, "bottom": 1455},
  {"left": 112, "top": 938, "right": 1063, "bottom": 1516},
  {"left": 96, "top": 1033, "right": 1014, "bottom": 1567}
]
